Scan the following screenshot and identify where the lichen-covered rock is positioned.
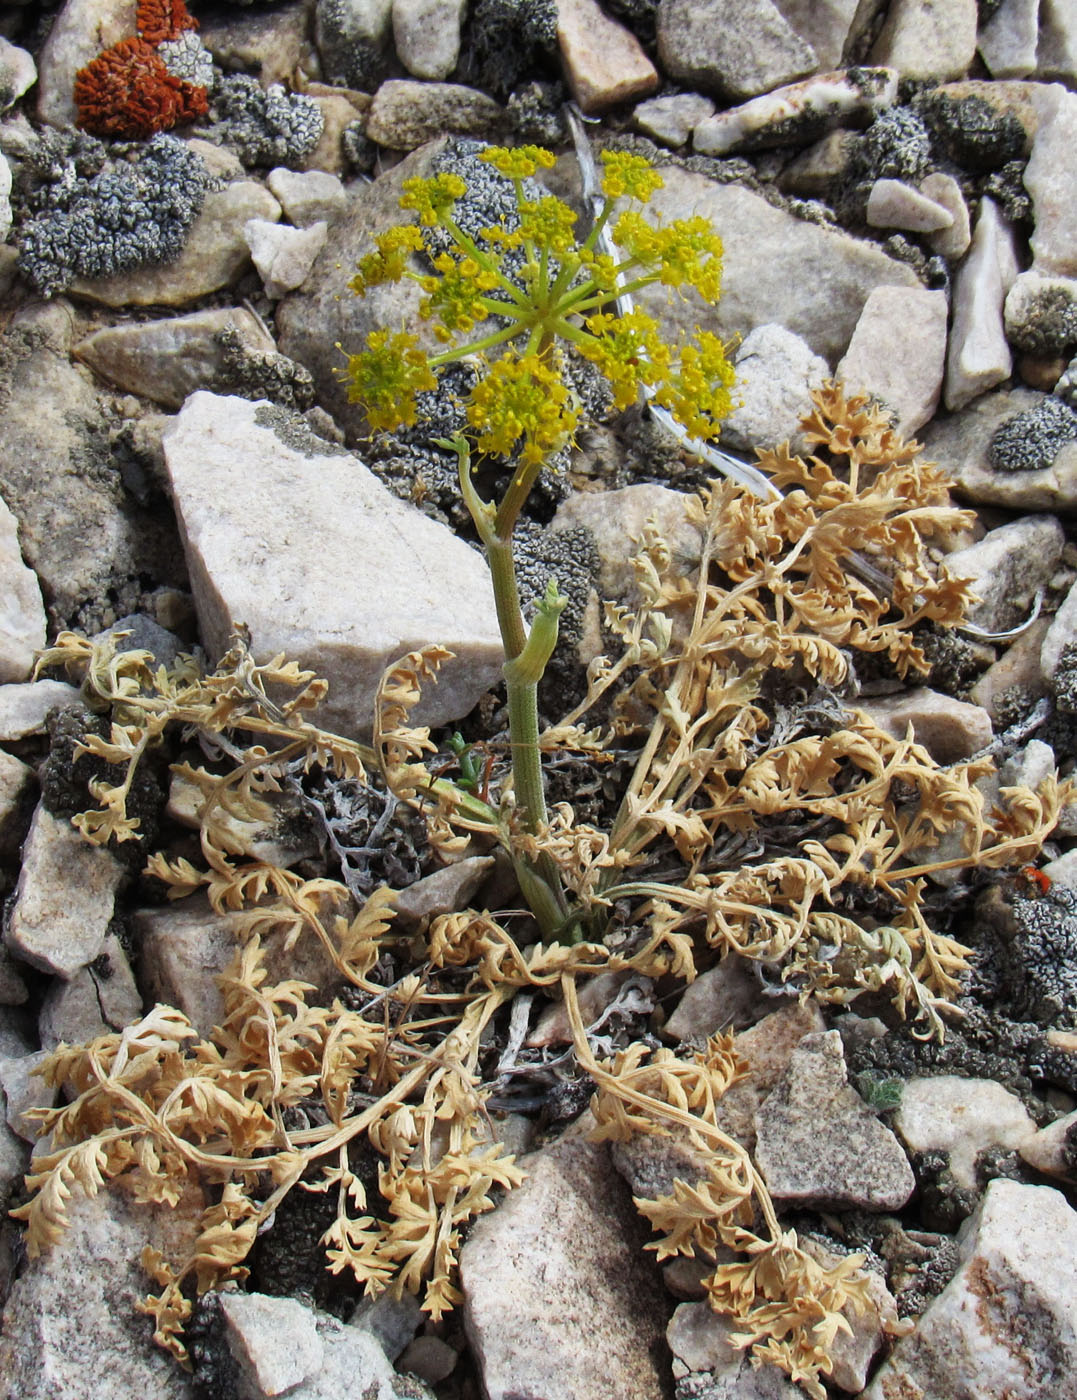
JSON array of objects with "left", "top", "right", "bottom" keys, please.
[
  {"left": 0, "top": 302, "right": 185, "bottom": 627},
  {"left": 315, "top": 0, "right": 395, "bottom": 88},
  {"left": 862, "top": 1180, "right": 1077, "bottom": 1400},
  {"left": 922, "top": 385, "right": 1077, "bottom": 510},
  {"left": 695, "top": 67, "right": 897, "bottom": 157},
  {"left": 69, "top": 177, "right": 282, "bottom": 307},
  {"left": 35, "top": 0, "right": 138, "bottom": 129},
  {"left": 459, "top": 0, "right": 557, "bottom": 98},
  {"left": 365, "top": 79, "right": 506, "bottom": 149},
  {"left": 162, "top": 392, "right": 502, "bottom": 735},
  {"left": 989, "top": 393, "right": 1077, "bottom": 471},
  {"left": 459, "top": 1135, "right": 670, "bottom": 1400},
  {"left": 214, "top": 74, "right": 325, "bottom": 168},
  {"left": 753, "top": 1030, "right": 916, "bottom": 1210},
  {"left": 894, "top": 1075, "right": 1038, "bottom": 1188},
  {"left": 17, "top": 133, "right": 209, "bottom": 299},
  {"left": 1005, "top": 270, "right": 1077, "bottom": 357}
]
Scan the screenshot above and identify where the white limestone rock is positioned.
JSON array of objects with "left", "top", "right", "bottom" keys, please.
[
  {"left": 866, "top": 177, "right": 954, "bottom": 232},
  {"left": 1025, "top": 87, "right": 1077, "bottom": 278},
  {"left": 694, "top": 67, "right": 897, "bottom": 157},
  {"left": 921, "top": 171, "right": 971, "bottom": 258},
  {"left": 161, "top": 393, "right": 502, "bottom": 735},
  {"left": 1019, "top": 1110, "right": 1077, "bottom": 1182},
  {"left": 836, "top": 285, "right": 948, "bottom": 435},
  {"left": 859, "top": 688, "right": 993, "bottom": 764},
  {"left": 266, "top": 168, "right": 347, "bottom": 227},
  {"left": 316, "top": 0, "right": 395, "bottom": 85},
  {"left": 70, "top": 181, "right": 283, "bottom": 308},
  {"left": 0, "top": 38, "right": 36, "bottom": 113},
  {"left": 459, "top": 1135, "right": 670, "bottom": 1400},
  {"left": 668, "top": 1304, "right": 801, "bottom": 1395},
  {"left": 220, "top": 1293, "right": 324, "bottom": 1398},
  {"left": 942, "top": 516, "right": 1065, "bottom": 635},
  {"left": 74, "top": 308, "right": 276, "bottom": 410},
  {"left": 893, "top": 1076, "right": 1037, "bottom": 1188},
  {"left": 720, "top": 323, "right": 828, "bottom": 453},
  {"left": 1038, "top": 0, "right": 1077, "bottom": 85},
  {"left": 862, "top": 1180, "right": 1077, "bottom": 1399},
  {"left": 945, "top": 195, "right": 1019, "bottom": 410},
  {"left": 556, "top": 0, "right": 659, "bottom": 115},
  {"left": 870, "top": 0, "right": 978, "bottom": 80},
  {"left": 0, "top": 750, "right": 31, "bottom": 861},
  {"left": 0, "top": 680, "right": 81, "bottom": 742},
  {"left": 632, "top": 92, "right": 715, "bottom": 148},
  {"left": 637, "top": 168, "right": 921, "bottom": 364},
  {"left": 753, "top": 1031, "right": 915, "bottom": 1210},
  {"left": 6, "top": 805, "right": 126, "bottom": 979},
  {"left": 244, "top": 217, "right": 328, "bottom": 299},
  {"left": 0, "top": 1049, "right": 55, "bottom": 1142},
  {"left": 0, "top": 151, "right": 10, "bottom": 244},
  {"left": 978, "top": 0, "right": 1039, "bottom": 78},
  {"left": 38, "top": 934, "right": 142, "bottom": 1051},
  {"left": 1041, "top": 575, "right": 1077, "bottom": 684},
  {"left": 0, "top": 490, "right": 45, "bottom": 684},
  {"left": 772, "top": 0, "right": 860, "bottom": 70},
  {"left": 656, "top": 0, "right": 817, "bottom": 102},
  {"left": 392, "top": 0, "right": 466, "bottom": 80}
]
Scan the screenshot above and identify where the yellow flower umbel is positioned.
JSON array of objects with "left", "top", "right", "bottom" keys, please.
[
  {"left": 342, "top": 144, "right": 736, "bottom": 943},
  {"left": 343, "top": 146, "right": 735, "bottom": 476}
]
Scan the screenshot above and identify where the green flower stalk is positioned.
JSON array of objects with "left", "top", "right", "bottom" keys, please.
[{"left": 342, "top": 144, "right": 735, "bottom": 940}]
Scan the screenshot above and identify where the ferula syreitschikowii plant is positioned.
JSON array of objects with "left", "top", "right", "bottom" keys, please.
[{"left": 342, "top": 144, "right": 735, "bottom": 941}]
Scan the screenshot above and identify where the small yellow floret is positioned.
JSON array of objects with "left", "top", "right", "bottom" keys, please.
[
  {"left": 518, "top": 197, "right": 579, "bottom": 255},
  {"left": 479, "top": 145, "right": 557, "bottom": 179},
  {"left": 399, "top": 173, "right": 467, "bottom": 226},
  {"left": 600, "top": 150, "right": 664, "bottom": 202},
  {"left": 467, "top": 352, "right": 579, "bottom": 465},
  {"left": 349, "top": 226, "right": 425, "bottom": 295},
  {"left": 653, "top": 331, "right": 736, "bottom": 440},
  {"left": 342, "top": 329, "right": 437, "bottom": 431}
]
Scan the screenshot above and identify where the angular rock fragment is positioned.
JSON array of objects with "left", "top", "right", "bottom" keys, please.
[
  {"left": 754, "top": 1031, "right": 915, "bottom": 1210},
  {"left": 894, "top": 1076, "right": 1037, "bottom": 1189},
  {"left": 162, "top": 393, "right": 502, "bottom": 734},
  {"left": 459, "top": 1136, "right": 669, "bottom": 1400},
  {"left": 6, "top": 804, "right": 125, "bottom": 979},
  {"left": 862, "top": 1180, "right": 1077, "bottom": 1399}
]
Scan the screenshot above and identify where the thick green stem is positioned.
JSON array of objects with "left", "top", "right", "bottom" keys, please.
[{"left": 446, "top": 434, "right": 572, "bottom": 938}]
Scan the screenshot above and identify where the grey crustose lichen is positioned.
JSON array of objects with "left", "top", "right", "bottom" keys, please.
[
  {"left": 213, "top": 75, "right": 324, "bottom": 168},
  {"left": 17, "top": 134, "right": 208, "bottom": 297}
]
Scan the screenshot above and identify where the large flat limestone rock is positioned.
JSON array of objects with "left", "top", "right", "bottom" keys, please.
[{"left": 162, "top": 393, "right": 502, "bottom": 735}]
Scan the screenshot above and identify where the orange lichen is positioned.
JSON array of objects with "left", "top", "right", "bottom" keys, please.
[
  {"left": 73, "top": 35, "right": 208, "bottom": 140},
  {"left": 136, "top": 0, "right": 199, "bottom": 45}
]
